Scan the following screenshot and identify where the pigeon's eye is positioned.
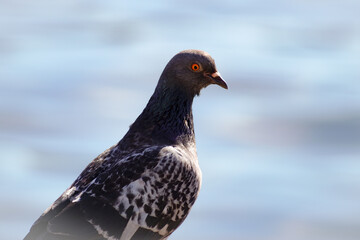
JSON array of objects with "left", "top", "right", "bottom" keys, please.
[{"left": 191, "top": 63, "right": 200, "bottom": 72}]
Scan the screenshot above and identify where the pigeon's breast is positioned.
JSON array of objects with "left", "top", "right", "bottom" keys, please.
[
  {"left": 158, "top": 145, "right": 201, "bottom": 205},
  {"left": 111, "top": 144, "right": 202, "bottom": 237},
  {"left": 151, "top": 144, "right": 202, "bottom": 233},
  {"left": 158, "top": 144, "right": 202, "bottom": 193}
]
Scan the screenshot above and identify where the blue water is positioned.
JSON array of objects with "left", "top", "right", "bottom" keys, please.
[{"left": 1, "top": 1, "right": 360, "bottom": 239}]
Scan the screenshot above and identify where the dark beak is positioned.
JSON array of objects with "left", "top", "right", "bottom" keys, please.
[{"left": 207, "top": 72, "right": 228, "bottom": 89}]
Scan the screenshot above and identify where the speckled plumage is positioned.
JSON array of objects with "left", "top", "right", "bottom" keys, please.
[{"left": 24, "top": 49, "right": 227, "bottom": 240}]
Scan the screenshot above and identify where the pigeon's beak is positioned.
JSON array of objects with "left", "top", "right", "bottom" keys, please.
[{"left": 207, "top": 72, "right": 228, "bottom": 89}]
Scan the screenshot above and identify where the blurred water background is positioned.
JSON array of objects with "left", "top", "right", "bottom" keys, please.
[{"left": 1, "top": 1, "right": 360, "bottom": 239}]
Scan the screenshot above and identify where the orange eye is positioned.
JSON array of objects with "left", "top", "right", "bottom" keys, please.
[{"left": 191, "top": 63, "right": 200, "bottom": 72}]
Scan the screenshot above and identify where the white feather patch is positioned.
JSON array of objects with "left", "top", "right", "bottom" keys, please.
[
  {"left": 89, "top": 220, "right": 117, "bottom": 240},
  {"left": 120, "top": 219, "right": 139, "bottom": 240}
]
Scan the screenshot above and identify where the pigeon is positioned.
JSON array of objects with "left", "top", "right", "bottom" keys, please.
[{"left": 24, "top": 49, "right": 228, "bottom": 240}]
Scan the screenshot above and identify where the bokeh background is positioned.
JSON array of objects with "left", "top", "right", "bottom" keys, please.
[{"left": 1, "top": 1, "right": 360, "bottom": 240}]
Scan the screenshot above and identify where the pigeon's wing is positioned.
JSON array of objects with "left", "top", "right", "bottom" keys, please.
[
  {"left": 24, "top": 147, "right": 115, "bottom": 240},
  {"left": 25, "top": 192, "right": 164, "bottom": 240},
  {"left": 24, "top": 146, "right": 173, "bottom": 240},
  {"left": 24, "top": 195, "right": 106, "bottom": 240}
]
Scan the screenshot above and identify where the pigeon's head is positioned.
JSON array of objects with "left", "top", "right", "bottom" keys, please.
[{"left": 160, "top": 49, "right": 228, "bottom": 96}]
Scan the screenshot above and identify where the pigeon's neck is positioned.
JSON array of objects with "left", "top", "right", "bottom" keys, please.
[{"left": 128, "top": 83, "right": 196, "bottom": 146}]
